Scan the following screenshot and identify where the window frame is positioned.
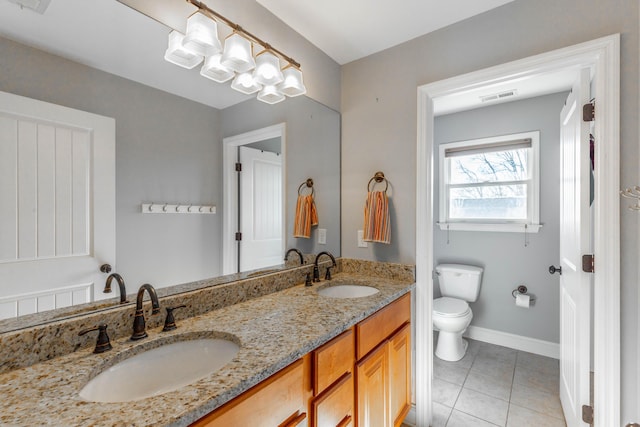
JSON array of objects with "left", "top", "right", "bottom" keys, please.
[{"left": 438, "top": 131, "right": 542, "bottom": 233}]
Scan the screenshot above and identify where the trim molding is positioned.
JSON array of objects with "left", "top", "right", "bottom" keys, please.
[
  {"left": 464, "top": 326, "right": 560, "bottom": 359},
  {"left": 416, "top": 34, "right": 620, "bottom": 427}
]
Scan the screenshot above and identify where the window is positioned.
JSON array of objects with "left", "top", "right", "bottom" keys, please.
[{"left": 438, "top": 131, "right": 541, "bottom": 233}]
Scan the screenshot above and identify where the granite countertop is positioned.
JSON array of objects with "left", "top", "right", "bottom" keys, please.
[{"left": 0, "top": 273, "right": 414, "bottom": 427}]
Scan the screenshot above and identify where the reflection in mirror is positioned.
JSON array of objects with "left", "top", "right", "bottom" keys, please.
[{"left": 0, "top": 2, "right": 340, "bottom": 330}]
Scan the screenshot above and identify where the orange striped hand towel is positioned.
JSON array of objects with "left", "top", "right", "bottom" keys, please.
[
  {"left": 363, "top": 191, "right": 391, "bottom": 244},
  {"left": 293, "top": 194, "right": 318, "bottom": 238}
]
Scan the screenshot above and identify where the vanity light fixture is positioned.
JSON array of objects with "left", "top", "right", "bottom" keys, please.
[
  {"left": 221, "top": 32, "right": 255, "bottom": 73},
  {"left": 164, "top": 0, "right": 306, "bottom": 104},
  {"left": 164, "top": 30, "right": 204, "bottom": 69}
]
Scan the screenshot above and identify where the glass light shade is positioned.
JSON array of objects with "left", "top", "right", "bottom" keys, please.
[
  {"left": 231, "top": 72, "right": 262, "bottom": 94},
  {"left": 257, "top": 85, "right": 285, "bottom": 104},
  {"left": 253, "top": 51, "right": 284, "bottom": 86},
  {"left": 200, "top": 54, "right": 234, "bottom": 83},
  {"left": 278, "top": 67, "right": 307, "bottom": 97},
  {"left": 164, "top": 30, "right": 203, "bottom": 69},
  {"left": 221, "top": 33, "right": 255, "bottom": 73},
  {"left": 182, "top": 12, "right": 222, "bottom": 57}
]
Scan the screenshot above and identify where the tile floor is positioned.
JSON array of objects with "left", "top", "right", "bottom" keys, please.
[{"left": 430, "top": 338, "right": 566, "bottom": 427}]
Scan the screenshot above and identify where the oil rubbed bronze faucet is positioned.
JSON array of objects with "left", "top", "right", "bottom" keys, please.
[
  {"left": 131, "top": 283, "right": 160, "bottom": 340},
  {"left": 103, "top": 273, "right": 128, "bottom": 304},
  {"left": 285, "top": 248, "right": 305, "bottom": 265},
  {"left": 313, "top": 251, "right": 336, "bottom": 282}
]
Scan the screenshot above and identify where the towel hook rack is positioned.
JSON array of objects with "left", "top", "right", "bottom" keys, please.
[
  {"left": 620, "top": 186, "right": 640, "bottom": 210},
  {"left": 298, "top": 178, "right": 314, "bottom": 196},
  {"left": 367, "top": 171, "right": 388, "bottom": 193}
]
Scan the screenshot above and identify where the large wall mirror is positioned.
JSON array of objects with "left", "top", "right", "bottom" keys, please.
[{"left": 0, "top": 0, "right": 340, "bottom": 331}]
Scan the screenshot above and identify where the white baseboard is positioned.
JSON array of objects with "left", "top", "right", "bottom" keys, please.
[
  {"left": 403, "top": 404, "right": 416, "bottom": 426},
  {"left": 464, "top": 325, "right": 559, "bottom": 359}
]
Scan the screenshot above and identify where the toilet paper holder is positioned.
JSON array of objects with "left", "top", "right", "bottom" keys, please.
[{"left": 512, "top": 285, "right": 536, "bottom": 303}]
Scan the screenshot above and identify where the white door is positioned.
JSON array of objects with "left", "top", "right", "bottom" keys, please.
[
  {"left": 239, "top": 146, "right": 282, "bottom": 272},
  {"left": 0, "top": 91, "right": 115, "bottom": 319},
  {"left": 558, "top": 68, "right": 591, "bottom": 426}
]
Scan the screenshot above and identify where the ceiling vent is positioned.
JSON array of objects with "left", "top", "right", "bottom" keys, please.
[
  {"left": 480, "top": 89, "right": 517, "bottom": 103},
  {"left": 7, "top": 0, "right": 51, "bottom": 14}
]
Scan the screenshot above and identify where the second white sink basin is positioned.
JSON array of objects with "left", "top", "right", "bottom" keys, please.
[
  {"left": 79, "top": 338, "right": 239, "bottom": 402},
  {"left": 318, "top": 285, "right": 379, "bottom": 298}
]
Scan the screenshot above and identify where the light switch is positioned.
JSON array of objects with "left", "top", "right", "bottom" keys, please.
[
  {"left": 357, "top": 230, "right": 368, "bottom": 248},
  {"left": 318, "top": 228, "right": 327, "bottom": 245}
]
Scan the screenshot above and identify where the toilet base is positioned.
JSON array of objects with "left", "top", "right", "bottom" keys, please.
[{"left": 435, "top": 332, "right": 468, "bottom": 362}]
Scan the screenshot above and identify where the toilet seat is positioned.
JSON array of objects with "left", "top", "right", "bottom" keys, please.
[{"left": 433, "top": 297, "right": 470, "bottom": 318}]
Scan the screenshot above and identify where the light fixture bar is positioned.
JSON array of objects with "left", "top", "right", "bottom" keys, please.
[{"left": 187, "top": 0, "right": 301, "bottom": 69}]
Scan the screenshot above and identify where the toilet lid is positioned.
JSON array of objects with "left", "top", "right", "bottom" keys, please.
[{"left": 433, "top": 297, "right": 470, "bottom": 317}]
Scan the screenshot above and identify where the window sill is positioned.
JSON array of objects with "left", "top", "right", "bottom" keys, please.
[{"left": 437, "top": 222, "right": 542, "bottom": 233}]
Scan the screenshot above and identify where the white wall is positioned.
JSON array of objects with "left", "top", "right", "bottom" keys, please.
[
  {"left": 434, "top": 92, "right": 567, "bottom": 343},
  {"left": 341, "top": 0, "right": 638, "bottom": 421}
]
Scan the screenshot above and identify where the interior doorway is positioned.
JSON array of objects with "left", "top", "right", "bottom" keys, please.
[
  {"left": 415, "top": 35, "right": 620, "bottom": 427},
  {"left": 222, "top": 123, "right": 286, "bottom": 275}
]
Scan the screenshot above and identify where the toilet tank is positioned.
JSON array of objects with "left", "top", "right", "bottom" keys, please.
[{"left": 435, "top": 264, "right": 483, "bottom": 302}]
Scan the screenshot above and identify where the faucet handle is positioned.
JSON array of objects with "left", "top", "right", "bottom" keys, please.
[
  {"left": 305, "top": 272, "right": 313, "bottom": 287},
  {"left": 325, "top": 266, "right": 333, "bottom": 281},
  {"left": 79, "top": 324, "right": 112, "bottom": 354},
  {"left": 163, "top": 305, "right": 187, "bottom": 331}
]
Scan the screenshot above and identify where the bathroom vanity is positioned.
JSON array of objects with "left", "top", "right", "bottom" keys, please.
[
  {"left": 192, "top": 293, "right": 411, "bottom": 427},
  {"left": 0, "top": 260, "right": 414, "bottom": 427}
]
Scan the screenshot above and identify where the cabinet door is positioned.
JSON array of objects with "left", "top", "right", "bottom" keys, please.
[
  {"left": 388, "top": 324, "right": 411, "bottom": 427},
  {"left": 312, "top": 373, "right": 354, "bottom": 427},
  {"left": 191, "top": 358, "right": 306, "bottom": 427},
  {"left": 356, "top": 343, "right": 388, "bottom": 427},
  {"left": 313, "top": 328, "right": 354, "bottom": 395}
]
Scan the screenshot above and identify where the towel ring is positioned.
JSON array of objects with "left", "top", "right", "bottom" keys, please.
[
  {"left": 298, "top": 178, "right": 314, "bottom": 196},
  {"left": 367, "top": 171, "right": 388, "bottom": 193}
]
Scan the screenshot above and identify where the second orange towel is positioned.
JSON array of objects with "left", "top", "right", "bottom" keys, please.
[{"left": 293, "top": 194, "right": 318, "bottom": 238}]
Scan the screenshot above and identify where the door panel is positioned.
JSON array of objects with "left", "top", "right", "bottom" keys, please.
[
  {"left": 239, "top": 146, "right": 282, "bottom": 272},
  {"left": 0, "top": 91, "right": 115, "bottom": 319},
  {"left": 558, "top": 68, "right": 591, "bottom": 427}
]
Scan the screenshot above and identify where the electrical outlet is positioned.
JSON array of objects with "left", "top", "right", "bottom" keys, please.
[
  {"left": 318, "top": 228, "right": 327, "bottom": 245},
  {"left": 357, "top": 230, "right": 368, "bottom": 248}
]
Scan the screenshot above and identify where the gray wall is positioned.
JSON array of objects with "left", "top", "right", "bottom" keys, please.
[
  {"left": 0, "top": 36, "right": 223, "bottom": 289},
  {"left": 222, "top": 97, "right": 341, "bottom": 256},
  {"left": 434, "top": 92, "right": 567, "bottom": 343},
  {"left": 340, "top": 0, "right": 638, "bottom": 420}
]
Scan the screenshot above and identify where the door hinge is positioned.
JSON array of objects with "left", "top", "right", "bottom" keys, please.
[
  {"left": 235, "top": 162, "right": 242, "bottom": 172},
  {"left": 582, "top": 254, "right": 594, "bottom": 273},
  {"left": 235, "top": 232, "right": 242, "bottom": 241},
  {"left": 583, "top": 101, "right": 595, "bottom": 122},
  {"left": 582, "top": 404, "right": 594, "bottom": 424}
]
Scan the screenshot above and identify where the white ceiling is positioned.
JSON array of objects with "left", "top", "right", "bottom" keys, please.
[
  {"left": 256, "top": 0, "right": 515, "bottom": 65},
  {"left": 0, "top": 0, "right": 572, "bottom": 113}
]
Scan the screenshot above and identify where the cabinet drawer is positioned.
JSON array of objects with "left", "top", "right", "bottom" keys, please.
[
  {"left": 312, "top": 372, "right": 354, "bottom": 427},
  {"left": 313, "top": 328, "right": 355, "bottom": 394},
  {"left": 191, "top": 358, "right": 306, "bottom": 427},
  {"left": 356, "top": 293, "right": 410, "bottom": 360}
]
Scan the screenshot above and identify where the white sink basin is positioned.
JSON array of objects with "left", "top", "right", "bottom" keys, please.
[
  {"left": 317, "top": 285, "right": 379, "bottom": 298},
  {"left": 79, "top": 338, "right": 239, "bottom": 402}
]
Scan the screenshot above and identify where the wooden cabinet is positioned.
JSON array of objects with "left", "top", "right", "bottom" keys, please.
[
  {"left": 355, "top": 294, "right": 411, "bottom": 427},
  {"left": 191, "top": 293, "right": 411, "bottom": 427},
  {"left": 356, "top": 343, "right": 388, "bottom": 427},
  {"left": 356, "top": 293, "right": 410, "bottom": 360},
  {"left": 312, "top": 373, "right": 354, "bottom": 427},
  {"left": 312, "top": 328, "right": 355, "bottom": 395},
  {"left": 388, "top": 324, "right": 411, "bottom": 427},
  {"left": 190, "top": 357, "right": 309, "bottom": 427}
]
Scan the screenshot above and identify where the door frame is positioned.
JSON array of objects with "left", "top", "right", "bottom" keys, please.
[
  {"left": 416, "top": 34, "right": 620, "bottom": 426},
  {"left": 222, "top": 123, "right": 287, "bottom": 275}
]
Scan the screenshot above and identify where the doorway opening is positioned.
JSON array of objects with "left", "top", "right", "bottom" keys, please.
[
  {"left": 222, "top": 123, "right": 286, "bottom": 275},
  {"left": 415, "top": 35, "right": 620, "bottom": 427}
]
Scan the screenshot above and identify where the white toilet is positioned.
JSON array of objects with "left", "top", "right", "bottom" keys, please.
[{"left": 433, "top": 264, "right": 483, "bottom": 361}]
